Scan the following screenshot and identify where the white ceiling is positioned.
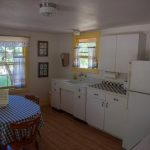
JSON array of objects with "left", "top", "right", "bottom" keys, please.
[{"left": 0, "top": 0, "right": 150, "bottom": 33}]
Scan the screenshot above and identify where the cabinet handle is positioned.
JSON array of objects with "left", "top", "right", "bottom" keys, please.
[
  {"left": 114, "top": 98, "right": 118, "bottom": 101},
  {"left": 78, "top": 89, "right": 81, "bottom": 92},
  {"left": 94, "top": 93, "right": 98, "bottom": 96},
  {"left": 101, "top": 102, "right": 104, "bottom": 107},
  {"left": 106, "top": 102, "right": 108, "bottom": 108},
  {"left": 78, "top": 96, "right": 80, "bottom": 99}
]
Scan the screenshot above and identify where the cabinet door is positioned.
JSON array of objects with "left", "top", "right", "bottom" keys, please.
[
  {"left": 51, "top": 88, "right": 60, "bottom": 109},
  {"left": 73, "top": 94, "right": 86, "bottom": 121},
  {"left": 100, "top": 35, "right": 117, "bottom": 72},
  {"left": 86, "top": 97, "right": 105, "bottom": 130},
  {"left": 104, "top": 94, "right": 127, "bottom": 139},
  {"left": 116, "top": 34, "right": 139, "bottom": 73},
  {"left": 61, "top": 89, "right": 74, "bottom": 114}
]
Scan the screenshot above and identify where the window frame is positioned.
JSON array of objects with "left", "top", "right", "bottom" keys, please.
[
  {"left": 72, "top": 31, "right": 100, "bottom": 73},
  {"left": 0, "top": 38, "right": 29, "bottom": 94}
]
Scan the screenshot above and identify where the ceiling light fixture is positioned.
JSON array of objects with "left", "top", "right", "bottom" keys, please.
[
  {"left": 39, "top": 0, "right": 57, "bottom": 16},
  {"left": 73, "top": 29, "right": 80, "bottom": 36}
]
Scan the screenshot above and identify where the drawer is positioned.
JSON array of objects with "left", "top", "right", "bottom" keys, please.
[
  {"left": 74, "top": 87, "right": 86, "bottom": 95},
  {"left": 106, "top": 94, "right": 127, "bottom": 108},
  {"left": 87, "top": 88, "right": 105, "bottom": 100}
]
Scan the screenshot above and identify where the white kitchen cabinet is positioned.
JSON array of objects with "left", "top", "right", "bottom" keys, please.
[
  {"left": 116, "top": 34, "right": 140, "bottom": 73},
  {"left": 61, "top": 89, "right": 74, "bottom": 114},
  {"left": 86, "top": 88, "right": 105, "bottom": 129},
  {"left": 100, "top": 35, "right": 117, "bottom": 72},
  {"left": 51, "top": 79, "right": 61, "bottom": 109},
  {"left": 104, "top": 94, "right": 127, "bottom": 139},
  {"left": 86, "top": 88, "right": 127, "bottom": 139},
  {"left": 100, "top": 33, "right": 145, "bottom": 73},
  {"left": 73, "top": 94, "right": 86, "bottom": 121},
  {"left": 73, "top": 87, "right": 86, "bottom": 121}
]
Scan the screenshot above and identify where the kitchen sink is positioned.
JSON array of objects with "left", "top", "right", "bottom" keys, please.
[{"left": 67, "top": 80, "right": 87, "bottom": 84}]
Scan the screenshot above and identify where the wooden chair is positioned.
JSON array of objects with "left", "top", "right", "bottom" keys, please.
[
  {"left": 24, "top": 95, "right": 41, "bottom": 137},
  {"left": 8, "top": 115, "right": 41, "bottom": 150},
  {"left": 24, "top": 95, "right": 40, "bottom": 105}
]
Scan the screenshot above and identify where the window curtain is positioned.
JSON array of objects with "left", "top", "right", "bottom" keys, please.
[
  {"left": 0, "top": 36, "right": 29, "bottom": 88},
  {"left": 88, "top": 47, "right": 96, "bottom": 68},
  {"left": 13, "top": 56, "right": 25, "bottom": 88},
  {"left": 73, "top": 46, "right": 97, "bottom": 68},
  {"left": 73, "top": 47, "right": 79, "bottom": 67},
  {"left": 0, "top": 36, "right": 29, "bottom": 47}
]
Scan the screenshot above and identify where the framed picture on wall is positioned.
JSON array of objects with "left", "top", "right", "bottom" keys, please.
[
  {"left": 38, "top": 41, "right": 48, "bottom": 56},
  {"left": 38, "top": 62, "right": 49, "bottom": 77}
]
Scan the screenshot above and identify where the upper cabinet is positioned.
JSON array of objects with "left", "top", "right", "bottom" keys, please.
[
  {"left": 100, "top": 35, "right": 117, "bottom": 72},
  {"left": 99, "top": 33, "right": 146, "bottom": 73}
]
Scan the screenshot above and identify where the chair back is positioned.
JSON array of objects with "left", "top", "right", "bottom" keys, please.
[
  {"left": 25, "top": 95, "right": 39, "bottom": 104},
  {"left": 10, "top": 115, "right": 41, "bottom": 145}
]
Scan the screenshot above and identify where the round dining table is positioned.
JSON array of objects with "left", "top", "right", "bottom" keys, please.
[{"left": 0, "top": 95, "right": 41, "bottom": 146}]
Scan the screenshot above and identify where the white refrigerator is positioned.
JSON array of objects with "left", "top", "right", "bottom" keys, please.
[{"left": 123, "top": 61, "right": 150, "bottom": 150}]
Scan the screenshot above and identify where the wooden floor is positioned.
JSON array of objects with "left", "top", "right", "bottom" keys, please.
[{"left": 6, "top": 106, "right": 123, "bottom": 150}]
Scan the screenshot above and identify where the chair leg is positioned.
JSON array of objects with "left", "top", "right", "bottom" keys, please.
[{"left": 35, "top": 140, "right": 39, "bottom": 150}]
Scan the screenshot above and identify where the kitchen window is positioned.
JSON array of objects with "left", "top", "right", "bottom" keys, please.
[
  {"left": 72, "top": 32, "right": 100, "bottom": 73},
  {"left": 0, "top": 36, "right": 29, "bottom": 91}
]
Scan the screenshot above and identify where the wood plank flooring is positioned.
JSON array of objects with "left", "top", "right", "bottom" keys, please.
[
  {"left": 38, "top": 106, "right": 123, "bottom": 150},
  {"left": 6, "top": 106, "right": 123, "bottom": 150}
]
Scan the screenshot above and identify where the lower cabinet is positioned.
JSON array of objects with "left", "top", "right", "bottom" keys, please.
[
  {"left": 73, "top": 86, "right": 87, "bottom": 121},
  {"left": 86, "top": 97, "right": 105, "bottom": 129},
  {"left": 86, "top": 88, "right": 127, "bottom": 139},
  {"left": 61, "top": 89, "right": 74, "bottom": 114},
  {"left": 51, "top": 88, "right": 61, "bottom": 109},
  {"left": 104, "top": 94, "right": 127, "bottom": 139},
  {"left": 51, "top": 79, "right": 61, "bottom": 109},
  {"left": 73, "top": 94, "right": 86, "bottom": 121}
]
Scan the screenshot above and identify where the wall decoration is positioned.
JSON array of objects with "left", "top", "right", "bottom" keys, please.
[
  {"left": 60, "top": 53, "right": 69, "bottom": 67},
  {"left": 38, "top": 41, "right": 48, "bottom": 56},
  {"left": 38, "top": 62, "right": 49, "bottom": 77}
]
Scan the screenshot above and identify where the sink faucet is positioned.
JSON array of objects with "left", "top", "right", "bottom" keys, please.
[{"left": 78, "top": 72, "right": 87, "bottom": 81}]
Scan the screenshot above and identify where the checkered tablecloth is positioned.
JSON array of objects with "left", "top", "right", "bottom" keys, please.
[{"left": 0, "top": 95, "right": 41, "bottom": 145}]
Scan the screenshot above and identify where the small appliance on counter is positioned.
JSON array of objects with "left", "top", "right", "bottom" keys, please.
[{"left": 0, "top": 89, "right": 9, "bottom": 107}]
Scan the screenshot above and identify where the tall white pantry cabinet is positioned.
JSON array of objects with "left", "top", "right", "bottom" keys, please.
[{"left": 99, "top": 33, "right": 146, "bottom": 73}]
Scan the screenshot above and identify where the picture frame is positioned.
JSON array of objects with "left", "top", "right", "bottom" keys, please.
[
  {"left": 38, "top": 41, "right": 48, "bottom": 56},
  {"left": 38, "top": 62, "right": 49, "bottom": 77}
]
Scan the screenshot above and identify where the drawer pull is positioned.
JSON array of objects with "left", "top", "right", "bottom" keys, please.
[
  {"left": 94, "top": 93, "right": 98, "bottom": 96},
  {"left": 78, "top": 96, "right": 80, "bottom": 99},
  {"left": 114, "top": 98, "right": 118, "bottom": 101},
  {"left": 78, "top": 89, "right": 81, "bottom": 92}
]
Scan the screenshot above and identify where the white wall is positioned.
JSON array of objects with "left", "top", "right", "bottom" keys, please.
[
  {"left": 53, "top": 24, "right": 150, "bottom": 78},
  {"left": 52, "top": 34, "right": 73, "bottom": 78},
  {"left": 0, "top": 27, "right": 55, "bottom": 105}
]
